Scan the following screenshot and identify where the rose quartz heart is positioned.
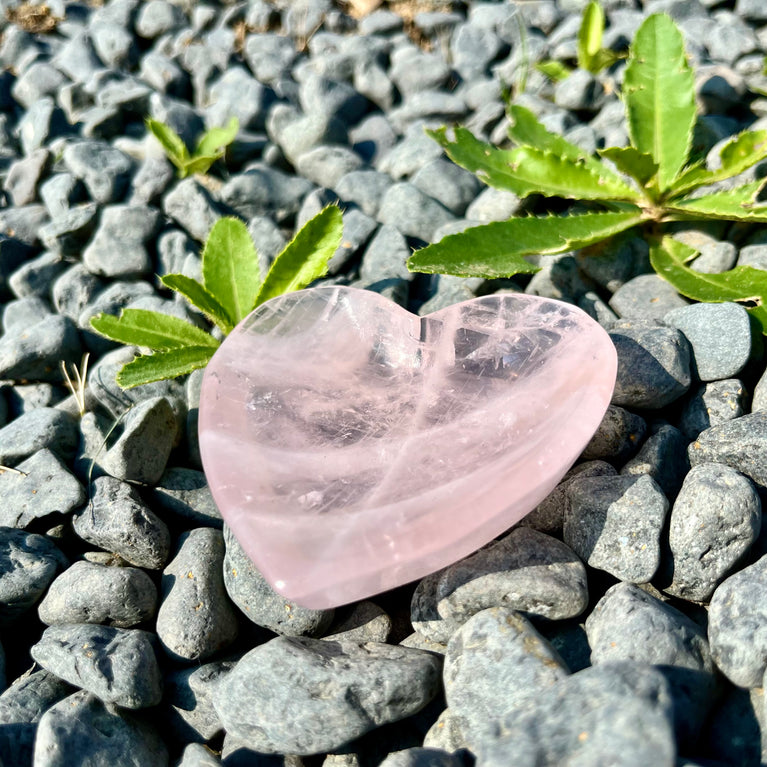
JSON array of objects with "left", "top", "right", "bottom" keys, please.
[{"left": 198, "top": 286, "right": 617, "bottom": 609}]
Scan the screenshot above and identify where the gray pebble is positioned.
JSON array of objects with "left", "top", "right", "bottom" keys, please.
[
  {"left": 555, "top": 68, "right": 606, "bottom": 111},
  {"left": 581, "top": 405, "right": 647, "bottom": 463},
  {"left": 0, "top": 668, "right": 73, "bottom": 767},
  {"left": 576, "top": 236, "right": 650, "bottom": 293},
  {"left": 206, "top": 65, "right": 272, "bottom": 133},
  {"left": 34, "top": 690, "right": 168, "bottom": 767},
  {"left": 62, "top": 141, "right": 133, "bottom": 204},
  {"left": 298, "top": 72, "right": 369, "bottom": 125},
  {"left": 709, "top": 553, "right": 767, "bottom": 687},
  {"left": 564, "top": 474, "right": 668, "bottom": 582},
  {"left": 678, "top": 379, "right": 746, "bottom": 439},
  {"left": 0, "top": 314, "right": 82, "bottom": 382},
  {"left": 520, "top": 460, "right": 617, "bottom": 536},
  {"left": 17, "top": 98, "right": 70, "bottom": 155},
  {"left": 72, "top": 476, "right": 171, "bottom": 570},
  {"left": 586, "top": 582, "right": 718, "bottom": 743},
  {"left": 328, "top": 207, "right": 378, "bottom": 274},
  {"left": 177, "top": 743, "right": 222, "bottom": 767},
  {"left": 476, "top": 662, "right": 675, "bottom": 767},
  {"left": 213, "top": 637, "right": 441, "bottom": 755},
  {"left": 129, "top": 156, "right": 175, "bottom": 205},
  {"left": 82, "top": 204, "right": 161, "bottom": 278},
  {"left": 11, "top": 61, "right": 68, "bottom": 110},
  {"left": 295, "top": 145, "right": 364, "bottom": 188},
  {"left": 52, "top": 263, "right": 106, "bottom": 324},
  {"left": 31, "top": 623, "right": 162, "bottom": 708},
  {"left": 377, "top": 127, "right": 444, "bottom": 180},
  {"left": 147, "top": 467, "right": 222, "bottom": 527},
  {"left": 0, "top": 527, "right": 68, "bottom": 623},
  {"left": 411, "top": 159, "right": 481, "bottom": 217},
  {"left": 157, "top": 527, "right": 239, "bottom": 661},
  {"left": 3, "top": 148, "right": 49, "bottom": 207},
  {"left": 39, "top": 203, "right": 100, "bottom": 255},
  {"left": 444, "top": 607, "right": 569, "bottom": 746},
  {"left": 2, "top": 296, "right": 52, "bottom": 334},
  {"left": 620, "top": 423, "right": 690, "bottom": 498},
  {"left": 422, "top": 708, "right": 469, "bottom": 752},
  {"left": 274, "top": 111, "right": 348, "bottom": 167},
  {"left": 223, "top": 524, "right": 333, "bottom": 637},
  {"left": 9, "top": 250, "right": 67, "bottom": 300},
  {"left": 163, "top": 178, "right": 223, "bottom": 242},
  {"left": 219, "top": 165, "right": 313, "bottom": 222},
  {"left": 136, "top": 0, "right": 187, "bottom": 38},
  {"left": 387, "top": 91, "right": 467, "bottom": 133},
  {"left": 243, "top": 33, "right": 297, "bottom": 84},
  {"left": 665, "top": 463, "right": 760, "bottom": 602},
  {"left": 38, "top": 560, "right": 158, "bottom": 627},
  {"left": 465, "top": 187, "right": 522, "bottom": 222},
  {"left": 609, "top": 274, "right": 690, "bottom": 320},
  {"left": 411, "top": 527, "right": 588, "bottom": 644},
  {"left": 0, "top": 408, "right": 79, "bottom": 467},
  {"left": 165, "top": 660, "right": 232, "bottom": 742},
  {"left": 688, "top": 412, "right": 767, "bottom": 486},
  {"left": 664, "top": 302, "right": 753, "bottom": 381},
  {"left": 609, "top": 320, "right": 692, "bottom": 409},
  {"left": 334, "top": 170, "right": 394, "bottom": 218},
  {"left": 323, "top": 601, "right": 392, "bottom": 644},
  {"left": 378, "top": 748, "right": 463, "bottom": 767},
  {"left": 378, "top": 182, "right": 456, "bottom": 241},
  {"left": 40, "top": 172, "right": 86, "bottom": 220},
  {"left": 100, "top": 396, "right": 178, "bottom": 484},
  {"left": 0, "top": 448, "right": 85, "bottom": 528},
  {"left": 389, "top": 48, "right": 451, "bottom": 98}
]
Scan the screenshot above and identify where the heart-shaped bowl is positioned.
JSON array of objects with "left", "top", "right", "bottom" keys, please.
[{"left": 199, "top": 286, "right": 617, "bottom": 608}]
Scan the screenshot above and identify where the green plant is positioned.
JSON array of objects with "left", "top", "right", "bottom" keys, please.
[
  {"left": 536, "top": 1, "right": 622, "bottom": 82},
  {"left": 408, "top": 12, "right": 767, "bottom": 334},
  {"left": 90, "top": 206, "right": 343, "bottom": 388},
  {"left": 146, "top": 116, "right": 239, "bottom": 178}
]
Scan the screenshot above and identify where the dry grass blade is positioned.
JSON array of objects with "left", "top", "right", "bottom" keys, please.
[
  {"left": 0, "top": 465, "right": 28, "bottom": 476},
  {"left": 6, "top": 2, "right": 60, "bottom": 33},
  {"left": 60, "top": 352, "right": 90, "bottom": 417}
]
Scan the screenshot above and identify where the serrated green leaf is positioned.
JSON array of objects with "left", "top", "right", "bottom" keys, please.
[
  {"left": 536, "top": 60, "right": 573, "bottom": 82},
  {"left": 196, "top": 117, "right": 239, "bottom": 158},
  {"left": 160, "top": 273, "right": 234, "bottom": 334},
  {"left": 578, "top": 1, "right": 605, "bottom": 72},
  {"left": 429, "top": 126, "right": 638, "bottom": 200},
  {"left": 116, "top": 346, "right": 216, "bottom": 389},
  {"left": 146, "top": 119, "right": 189, "bottom": 166},
  {"left": 623, "top": 13, "right": 695, "bottom": 191},
  {"left": 254, "top": 205, "right": 342, "bottom": 306},
  {"left": 665, "top": 180, "right": 767, "bottom": 221},
  {"left": 651, "top": 236, "right": 767, "bottom": 328},
  {"left": 90, "top": 309, "right": 219, "bottom": 350},
  {"left": 202, "top": 217, "right": 261, "bottom": 326},
  {"left": 503, "top": 146, "right": 639, "bottom": 200},
  {"left": 506, "top": 105, "right": 634, "bottom": 186},
  {"left": 408, "top": 210, "right": 645, "bottom": 279},
  {"left": 668, "top": 130, "right": 767, "bottom": 197},
  {"left": 599, "top": 146, "right": 659, "bottom": 188}
]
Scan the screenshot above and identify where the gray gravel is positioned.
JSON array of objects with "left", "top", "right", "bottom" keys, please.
[{"left": 0, "top": 0, "right": 766, "bottom": 765}]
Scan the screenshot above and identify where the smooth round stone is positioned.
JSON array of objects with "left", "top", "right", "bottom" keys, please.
[{"left": 199, "top": 286, "right": 617, "bottom": 609}]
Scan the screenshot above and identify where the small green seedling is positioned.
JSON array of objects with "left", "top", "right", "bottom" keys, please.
[
  {"left": 536, "top": 1, "right": 622, "bottom": 82},
  {"left": 409, "top": 13, "right": 767, "bottom": 334},
  {"left": 146, "top": 116, "right": 239, "bottom": 178},
  {"left": 90, "top": 206, "right": 344, "bottom": 388}
]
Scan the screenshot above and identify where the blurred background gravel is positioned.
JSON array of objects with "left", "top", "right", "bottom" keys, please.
[{"left": 3, "top": 0, "right": 767, "bottom": 765}]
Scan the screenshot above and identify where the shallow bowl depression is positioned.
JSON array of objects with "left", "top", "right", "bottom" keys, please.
[{"left": 198, "top": 286, "right": 618, "bottom": 608}]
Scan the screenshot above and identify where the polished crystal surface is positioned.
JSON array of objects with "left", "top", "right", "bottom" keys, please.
[{"left": 198, "top": 286, "right": 617, "bottom": 609}]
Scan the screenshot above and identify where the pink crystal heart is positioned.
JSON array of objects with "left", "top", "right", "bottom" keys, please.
[{"left": 198, "top": 286, "right": 617, "bottom": 609}]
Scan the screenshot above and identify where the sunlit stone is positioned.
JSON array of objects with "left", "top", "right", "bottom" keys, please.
[{"left": 199, "top": 286, "right": 617, "bottom": 609}]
